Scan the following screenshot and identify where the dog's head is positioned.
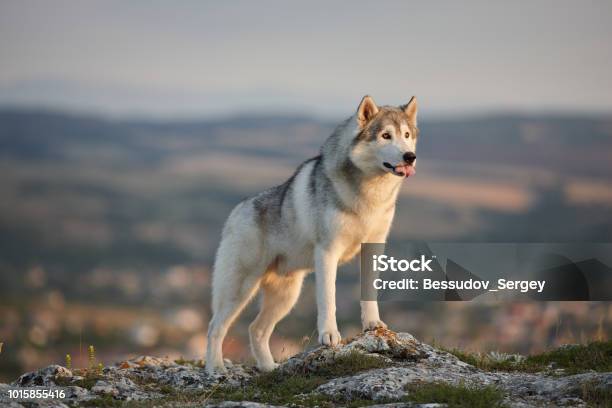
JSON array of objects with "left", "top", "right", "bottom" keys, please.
[{"left": 350, "top": 95, "right": 419, "bottom": 178}]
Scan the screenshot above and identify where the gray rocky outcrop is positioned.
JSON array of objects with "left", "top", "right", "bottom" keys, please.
[{"left": 2, "top": 329, "right": 609, "bottom": 407}]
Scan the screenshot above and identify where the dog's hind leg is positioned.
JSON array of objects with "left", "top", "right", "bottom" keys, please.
[
  {"left": 206, "top": 270, "right": 261, "bottom": 374},
  {"left": 249, "top": 269, "right": 306, "bottom": 372},
  {"left": 206, "top": 272, "right": 261, "bottom": 374},
  {"left": 206, "top": 233, "right": 264, "bottom": 374}
]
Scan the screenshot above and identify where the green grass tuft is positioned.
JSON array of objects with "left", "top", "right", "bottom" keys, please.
[
  {"left": 580, "top": 380, "right": 612, "bottom": 407},
  {"left": 446, "top": 340, "right": 612, "bottom": 374},
  {"left": 524, "top": 341, "right": 612, "bottom": 374},
  {"left": 217, "top": 372, "right": 328, "bottom": 406},
  {"left": 314, "top": 350, "right": 388, "bottom": 377},
  {"left": 158, "top": 384, "right": 177, "bottom": 395},
  {"left": 404, "top": 382, "right": 507, "bottom": 408}
]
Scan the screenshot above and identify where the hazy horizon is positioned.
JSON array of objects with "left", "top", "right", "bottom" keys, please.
[{"left": 1, "top": 1, "right": 612, "bottom": 119}]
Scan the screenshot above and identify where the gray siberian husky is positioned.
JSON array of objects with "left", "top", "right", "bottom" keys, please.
[{"left": 206, "top": 95, "right": 419, "bottom": 373}]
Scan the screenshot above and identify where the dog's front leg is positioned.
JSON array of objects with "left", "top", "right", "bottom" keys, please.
[
  {"left": 359, "top": 254, "right": 387, "bottom": 331},
  {"left": 314, "top": 245, "right": 342, "bottom": 346},
  {"left": 360, "top": 300, "right": 387, "bottom": 331}
]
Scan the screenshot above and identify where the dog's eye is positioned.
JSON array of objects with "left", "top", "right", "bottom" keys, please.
[
  {"left": 405, "top": 132, "right": 410, "bottom": 138},
  {"left": 381, "top": 133, "right": 392, "bottom": 140}
]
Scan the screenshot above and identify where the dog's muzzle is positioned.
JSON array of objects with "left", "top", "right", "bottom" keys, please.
[{"left": 383, "top": 161, "right": 416, "bottom": 178}]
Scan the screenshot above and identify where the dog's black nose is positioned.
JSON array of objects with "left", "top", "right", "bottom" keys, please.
[{"left": 403, "top": 152, "right": 416, "bottom": 164}]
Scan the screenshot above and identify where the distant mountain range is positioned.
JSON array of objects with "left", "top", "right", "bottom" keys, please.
[{"left": 1, "top": 108, "right": 611, "bottom": 178}]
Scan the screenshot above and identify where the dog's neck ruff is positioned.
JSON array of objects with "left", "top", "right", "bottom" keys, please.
[{"left": 327, "top": 158, "right": 403, "bottom": 214}]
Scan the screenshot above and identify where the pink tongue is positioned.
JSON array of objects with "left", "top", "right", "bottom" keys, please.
[{"left": 397, "top": 165, "right": 416, "bottom": 177}]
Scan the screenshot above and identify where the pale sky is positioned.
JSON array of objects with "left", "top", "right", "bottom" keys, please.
[{"left": 1, "top": 1, "right": 611, "bottom": 118}]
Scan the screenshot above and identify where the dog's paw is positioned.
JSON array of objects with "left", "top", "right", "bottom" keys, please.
[
  {"left": 318, "top": 329, "right": 342, "bottom": 347},
  {"left": 362, "top": 319, "right": 388, "bottom": 331}
]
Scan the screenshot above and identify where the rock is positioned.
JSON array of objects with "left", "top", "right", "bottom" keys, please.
[
  {"left": 498, "top": 371, "right": 611, "bottom": 407},
  {"left": 366, "top": 404, "right": 446, "bottom": 408},
  {"left": 13, "top": 365, "right": 72, "bottom": 387},
  {"left": 89, "top": 376, "right": 154, "bottom": 401},
  {"left": 280, "top": 329, "right": 426, "bottom": 376},
  {"left": 4, "top": 329, "right": 610, "bottom": 407},
  {"left": 0, "top": 383, "right": 24, "bottom": 408},
  {"left": 205, "top": 402, "right": 286, "bottom": 408},
  {"left": 117, "top": 355, "right": 177, "bottom": 369}
]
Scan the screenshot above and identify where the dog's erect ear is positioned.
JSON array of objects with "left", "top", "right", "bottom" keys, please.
[
  {"left": 357, "top": 95, "right": 379, "bottom": 128},
  {"left": 402, "top": 96, "right": 418, "bottom": 125}
]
